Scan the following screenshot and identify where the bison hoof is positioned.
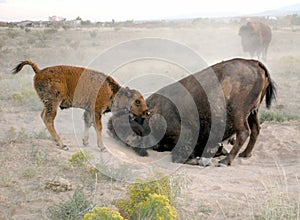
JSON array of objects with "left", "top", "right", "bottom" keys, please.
[
  {"left": 61, "top": 145, "right": 69, "bottom": 151},
  {"left": 82, "top": 139, "right": 89, "bottom": 146},
  {"left": 198, "top": 157, "right": 211, "bottom": 167},
  {"left": 133, "top": 148, "right": 149, "bottom": 157},
  {"left": 238, "top": 152, "right": 252, "bottom": 158},
  {"left": 98, "top": 146, "right": 107, "bottom": 152},
  {"left": 216, "top": 163, "right": 228, "bottom": 167},
  {"left": 217, "top": 158, "right": 231, "bottom": 167}
]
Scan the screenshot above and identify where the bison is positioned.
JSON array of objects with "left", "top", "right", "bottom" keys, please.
[
  {"left": 108, "top": 58, "right": 276, "bottom": 166},
  {"left": 12, "top": 61, "right": 150, "bottom": 151},
  {"left": 239, "top": 21, "right": 272, "bottom": 61}
]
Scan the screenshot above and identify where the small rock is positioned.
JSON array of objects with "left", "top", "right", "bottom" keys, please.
[{"left": 45, "top": 176, "right": 72, "bottom": 192}]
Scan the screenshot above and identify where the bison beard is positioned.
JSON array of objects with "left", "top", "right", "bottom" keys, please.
[{"left": 108, "top": 58, "right": 276, "bottom": 166}]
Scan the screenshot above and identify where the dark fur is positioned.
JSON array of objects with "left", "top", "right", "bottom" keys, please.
[
  {"left": 108, "top": 58, "right": 276, "bottom": 166},
  {"left": 239, "top": 21, "right": 272, "bottom": 61},
  {"left": 107, "top": 111, "right": 150, "bottom": 156}
]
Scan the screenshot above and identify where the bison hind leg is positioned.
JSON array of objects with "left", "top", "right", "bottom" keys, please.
[
  {"left": 239, "top": 112, "right": 260, "bottom": 158},
  {"left": 218, "top": 116, "right": 250, "bottom": 166},
  {"left": 41, "top": 102, "right": 66, "bottom": 149}
]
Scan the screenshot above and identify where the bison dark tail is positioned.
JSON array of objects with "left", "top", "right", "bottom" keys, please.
[
  {"left": 266, "top": 79, "right": 277, "bottom": 109},
  {"left": 258, "top": 61, "right": 277, "bottom": 109},
  {"left": 12, "top": 61, "right": 40, "bottom": 75}
]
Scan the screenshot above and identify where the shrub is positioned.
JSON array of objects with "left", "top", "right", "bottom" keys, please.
[
  {"left": 44, "top": 27, "right": 59, "bottom": 34},
  {"left": 137, "top": 193, "right": 178, "bottom": 220},
  {"left": 118, "top": 175, "right": 176, "bottom": 219},
  {"left": 30, "top": 145, "right": 49, "bottom": 164},
  {"left": 11, "top": 88, "right": 42, "bottom": 111},
  {"left": 83, "top": 207, "right": 124, "bottom": 220},
  {"left": 7, "top": 29, "right": 18, "bottom": 39},
  {"left": 33, "top": 129, "right": 50, "bottom": 140},
  {"left": 253, "top": 177, "right": 300, "bottom": 220},
  {"left": 89, "top": 30, "right": 98, "bottom": 38},
  {"left": 47, "top": 188, "right": 91, "bottom": 220},
  {"left": 259, "top": 111, "right": 300, "bottom": 123},
  {"left": 69, "top": 151, "right": 91, "bottom": 167},
  {"left": 4, "top": 127, "right": 29, "bottom": 143},
  {"left": 12, "top": 89, "right": 36, "bottom": 104}
]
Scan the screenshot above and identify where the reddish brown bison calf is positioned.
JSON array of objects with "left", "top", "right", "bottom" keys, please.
[
  {"left": 108, "top": 58, "right": 276, "bottom": 166},
  {"left": 13, "top": 61, "right": 150, "bottom": 150}
]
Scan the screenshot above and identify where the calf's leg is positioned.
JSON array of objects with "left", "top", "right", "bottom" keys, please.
[
  {"left": 82, "top": 110, "right": 93, "bottom": 146},
  {"left": 94, "top": 112, "right": 105, "bottom": 151}
]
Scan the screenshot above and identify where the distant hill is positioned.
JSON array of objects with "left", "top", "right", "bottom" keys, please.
[
  {"left": 166, "top": 3, "right": 300, "bottom": 20},
  {"left": 255, "top": 3, "right": 300, "bottom": 16}
]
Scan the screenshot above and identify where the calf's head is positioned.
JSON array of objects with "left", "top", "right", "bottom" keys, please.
[{"left": 112, "top": 87, "right": 150, "bottom": 118}]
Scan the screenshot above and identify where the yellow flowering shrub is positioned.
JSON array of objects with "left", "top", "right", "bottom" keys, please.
[
  {"left": 83, "top": 207, "right": 124, "bottom": 220},
  {"left": 137, "top": 193, "right": 178, "bottom": 220},
  {"left": 118, "top": 175, "right": 178, "bottom": 219},
  {"left": 69, "top": 151, "right": 91, "bottom": 167}
]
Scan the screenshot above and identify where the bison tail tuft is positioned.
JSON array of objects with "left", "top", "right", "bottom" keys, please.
[
  {"left": 12, "top": 61, "right": 40, "bottom": 74},
  {"left": 258, "top": 61, "right": 276, "bottom": 109},
  {"left": 266, "top": 79, "right": 277, "bottom": 109}
]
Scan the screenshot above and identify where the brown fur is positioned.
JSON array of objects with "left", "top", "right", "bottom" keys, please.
[
  {"left": 12, "top": 61, "right": 149, "bottom": 150},
  {"left": 239, "top": 21, "right": 272, "bottom": 61},
  {"left": 108, "top": 58, "right": 276, "bottom": 166}
]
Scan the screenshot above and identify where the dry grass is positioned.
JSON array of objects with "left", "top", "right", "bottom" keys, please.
[{"left": 0, "top": 21, "right": 299, "bottom": 219}]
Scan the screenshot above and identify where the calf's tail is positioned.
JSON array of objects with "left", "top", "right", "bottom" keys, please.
[{"left": 12, "top": 61, "right": 40, "bottom": 75}]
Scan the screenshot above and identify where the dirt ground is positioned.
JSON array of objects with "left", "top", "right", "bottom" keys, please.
[{"left": 0, "top": 20, "right": 300, "bottom": 219}]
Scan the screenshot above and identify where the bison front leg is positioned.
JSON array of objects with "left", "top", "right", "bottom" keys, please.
[
  {"left": 82, "top": 110, "right": 93, "bottom": 146},
  {"left": 218, "top": 119, "right": 250, "bottom": 166},
  {"left": 94, "top": 112, "right": 105, "bottom": 151}
]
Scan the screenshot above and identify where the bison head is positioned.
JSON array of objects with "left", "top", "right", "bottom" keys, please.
[
  {"left": 112, "top": 87, "right": 150, "bottom": 119},
  {"left": 239, "top": 24, "right": 259, "bottom": 54}
]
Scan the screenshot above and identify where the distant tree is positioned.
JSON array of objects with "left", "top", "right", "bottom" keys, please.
[{"left": 81, "top": 20, "right": 92, "bottom": 26}]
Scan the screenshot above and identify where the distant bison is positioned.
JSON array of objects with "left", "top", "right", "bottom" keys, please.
[
  {"left": 108, "top": 58, "right": 276, "bottom": 166},
  {"left": 13, "top": 61, "right": 150, "bottom": 151},
  {"left": 239, "top": 21, "right": 272, "bottom": 61}
]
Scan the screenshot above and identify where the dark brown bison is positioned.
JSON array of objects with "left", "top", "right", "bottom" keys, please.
[
  {"left": 12, "top": 61, "right": 150, "bottom": 151},
  {"left": 239, "top": 21, "right": 272, "bottom": 61},
  {"left": 108, "top": 58, "right": 276, "bottom": 166}
]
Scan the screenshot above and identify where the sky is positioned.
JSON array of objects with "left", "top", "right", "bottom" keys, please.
[{"left": 0, "top": 0, "right": 300, "bottom": 22}]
